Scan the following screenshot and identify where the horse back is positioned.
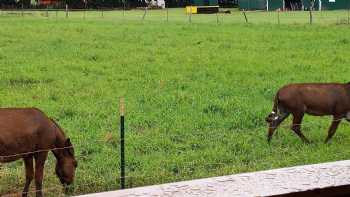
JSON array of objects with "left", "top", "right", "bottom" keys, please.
[
  {"left": 277, "top": 83, "right": 350, "bottom": 115},
  {"left": 0, "top": 108, "right": 56, "bottom": 162}
]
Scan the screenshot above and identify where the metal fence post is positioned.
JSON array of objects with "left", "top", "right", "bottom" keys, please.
[
  {"left": 65, "top": 4, "right": 68, "bottom": 18},
  {"left": 348, "top": 5, "right": 350, "bottom": 25},
  {"left": 123, "top": 0, "right": 125, "bottom": 17},
  {"left": 166, "top": 2, "right": 169, "bottom": 22},
  {"left": 21, "top": 1, "right": 24, "bottom": 17},
  {"left": 189, "top": 6, "right": 192, "bottom": 23},
  {"left": 309, "top": 7, "right": 313, "bottom": 24},
  {"left": 84, "top": 1, "right": 87, "bottom": 19},
  {"left": 242, "top": 10, "right": 248, "bottom": 23},
  {"left": 142, "top": 7, "right": 147, "bottom": 20},
  {"left": 120, "top": 97, "right": 125, "bottom": 189},
  {"left": 216, "top": 12, "right": 219, "bottom": 24}
]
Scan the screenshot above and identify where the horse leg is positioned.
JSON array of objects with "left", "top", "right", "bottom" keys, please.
[
  {"left": 324, "top": 116, "right": 342, "bottom": 143},
  {"left": 34, "top": 152, "right": 48, "bottom": 197},
  {"left": 22, "top": 155, "right": 34, "bottom": 197},
  {"left": 291, "top": 113, "right": 310, "bottom": 143}
]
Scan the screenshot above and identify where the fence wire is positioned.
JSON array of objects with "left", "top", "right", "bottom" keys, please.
[{"left": 1, "top": 114, "right": 349, "bottom": 195}]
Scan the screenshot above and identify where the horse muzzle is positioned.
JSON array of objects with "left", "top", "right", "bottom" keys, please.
[{"left": 64, "top": 183, "right": 75, "bottom": 194}]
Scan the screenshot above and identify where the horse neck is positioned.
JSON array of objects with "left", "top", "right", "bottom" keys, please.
[{"left": 52, "top": 124, "right": 67, "bottom": 161}]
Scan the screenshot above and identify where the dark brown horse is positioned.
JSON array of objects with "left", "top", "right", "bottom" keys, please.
[
  {"left": 0, "top": 108, "right": 78, "bottom": 197},
  {"left": 266, "top": 83, "right": 350, "bottom": 143}
]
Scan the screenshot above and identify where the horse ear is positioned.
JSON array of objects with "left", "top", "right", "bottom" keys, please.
[
  {"left": 65, "top": 138, "right": 74, "bottom": 156},
  {"left": 65, "top": 138, "right": 72, "bottom": 147}
]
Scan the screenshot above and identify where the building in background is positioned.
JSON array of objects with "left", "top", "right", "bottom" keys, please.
[
  {"left": 38, "top": 0, "right": 58, "bottom": 6},
  {"left": 317, "top": 0, "right": 349, "bottom": 10},
  {"left": 238, "top": 0, "right": 349, "bottom": 11},
  {"left": 186, "top": 0, "right": 219, "bottom": 13},
  {"left": 146, "top": 0, "right": 166, "bottom": 8}
]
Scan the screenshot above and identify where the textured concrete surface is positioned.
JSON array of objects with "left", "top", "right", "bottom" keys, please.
[{"left": 76, "top": 160, "right": 350, "bottom": 197}]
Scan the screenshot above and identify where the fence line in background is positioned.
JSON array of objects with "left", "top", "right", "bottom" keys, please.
[{"left": 1, "top": 8, "right": 350, "bottom": 26}]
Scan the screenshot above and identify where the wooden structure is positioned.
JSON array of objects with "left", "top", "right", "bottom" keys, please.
[
  {"left": 239, "top": 0, "right": 350, "bottom": 11},
  {"left": 38, "top": 0, "right": 59, "bottom": 6},
  {"left": 76, "top": 160, "right": 350, "bottom": 197},
  {"left": 186, "top": 0, "right": 219, "bottom": 14}
]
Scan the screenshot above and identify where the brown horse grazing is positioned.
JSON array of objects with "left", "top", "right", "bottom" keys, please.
[
  {"left": 0, "top": 108, "right": 78, "bottom": 197},
  {"left": 265, "top": 83, "right": 350, "bottom": 144}
]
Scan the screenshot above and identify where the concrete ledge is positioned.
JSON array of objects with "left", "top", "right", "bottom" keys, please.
[{"left": 76, "top": 160, "right": 350, "bottom": 197}]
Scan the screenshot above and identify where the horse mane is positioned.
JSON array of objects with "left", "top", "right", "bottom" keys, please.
[
  {"left": 50, "top": 118, "right": 65, "bottom": 136},
  {"left": 49, "top": 118, "right": 67, "bottom": 148}
]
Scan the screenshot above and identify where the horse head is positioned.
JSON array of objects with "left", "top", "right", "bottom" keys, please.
[{"left": 55, "top": 138, "right": 78, "bottom": 187}]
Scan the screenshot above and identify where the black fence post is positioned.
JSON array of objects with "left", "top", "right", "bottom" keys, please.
[
  {"left": 142, "top": 7, "right": 147, "bottom": 20},
  {"left": 123, "top": 0, "right": 125, "bottom": 17},
  {"left": 242, "top": 9, "right": 248, "bottom": 23},
  {"left": 309, "top": 6, "right": 313, "bottom": 24},
  {"left": 189, "top": 6, "right": 192, "bottom": 23},
  {"left": 21, "top": 1, "right": 24, "bottom": 17},
  {"left": 166, "top": 2, "right": 169, "bottom": 22},
  {"left": 84, "top": 1, "right": 87, "bottom": 19},
  {"left": 216, "top": 12, "right": 219, "bottom": 24},
  {"left": 348, "top": 3, "right": 350, "bottom": 25},
  {"left": 120, "top": 97, "right": 125, "bottom": 189}
]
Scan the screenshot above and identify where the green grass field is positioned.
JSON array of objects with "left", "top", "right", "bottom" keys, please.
[{"left": 1, "top": 8, "right": 350, "bottom": 196}]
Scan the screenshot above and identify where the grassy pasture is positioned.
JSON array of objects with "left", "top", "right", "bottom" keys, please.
[{"left": 1, "top": 9, "right": 350, "bottom": 196}]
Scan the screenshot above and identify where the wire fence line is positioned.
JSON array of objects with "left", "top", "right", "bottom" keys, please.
[
  {"left": 127, "top": 117, "right": 348, "bottom": 138},
  {"left": 2, "top": 167, "right": 227, "bottom": 197},
  {"left": 1, "top": 115, "right": 348, "bottom": 195},
  {"left": 3, "top": 176, "right": 115, "bottom": 197},
  {"left": 1, "top": 162, "right": 116, "bottom": 196},
  {"left": 3, "top": 185, "right": 63, "bottom": 197},
  {"left": 1, "top": 115, "right": 340, "bottom": 159},
  {"left": 2, "top": 117, "right": 334, "bottom": 161},
  {"left": 0, "top": 8, "right": 350, "bottom": 25},
  {"left": 0, "top": 146, "right": 74, "bottom": 159}
]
